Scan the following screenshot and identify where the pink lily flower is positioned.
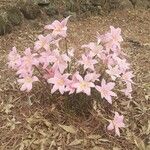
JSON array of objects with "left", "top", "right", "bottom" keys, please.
[
  {"left": 7, "top": 47, "right": 22, "bottom": 70},
  {"left": 65, "top": 71, "right": 80, "bottom": 94},
  {"left": 18, "top": 76, "right": 38, "bottom": 92},
  {"left": 106, "top": 65, "right": 121, "bottom": 80},
  {"left": 121, "top": 82, "right": 133, "bottom": 99},
  {"left": 79, "top": 53, "right": 98, "bottom": 71},
  {"left": 23, "top": 48, "right": 39, "bottom": 66},
  {"left": 44, "top": 16, "right": 70, "bottom": 37},
  {"left": 43, "top": 67, "right": 56, "bottom": 80},
  {"left": 113, "top": 56, "right": 130, "bottom": 73},
  {"left": 34, "top": 34, "right": 52, "bottom": 51},
  {"left": 39, "top": 50, "right": 53, "bottom": 69},
  {"left": 47, "top": 71, "right": 70, "bottom": 94},
  {"left": 82, "top": 41, "right": 103, "bottom": 56},
  {"left": 51, "top": 49, "right": 71, "bottom": 73},
  {"left": 95, "top": 79, "right": 117, "bottom": 104},
  {"left": 84, "top": 72, "right": 100, "bottom": 82},
  {"left": 121, "top": 71, "right": 134, "bottom": 84},
  {"left": 16, "top": 64, "right": 33, "bottom": 78},
  {"left": 17, "top": 48, "right": 38, "bottom": 77},
  {"left": 98, "top": 53, "right": 115, "bottom": 66},
  {"left": 104, "top": 26, "right": 123, "bottom": 51},
  {"left": 107, "top": 112, "right": 125, "bottom": 136},
  {"left": 72, "top": 73, "right": 95, "bottom": 96}
]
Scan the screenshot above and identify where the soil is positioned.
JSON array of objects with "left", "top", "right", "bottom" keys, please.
[{"left": 0, "top": 9, "right": 150, "bottom": 150}]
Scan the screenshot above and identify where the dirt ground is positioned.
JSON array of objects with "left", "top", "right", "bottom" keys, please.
[{"left": 0, "top": 9, "right": 150, "bottom": 150}]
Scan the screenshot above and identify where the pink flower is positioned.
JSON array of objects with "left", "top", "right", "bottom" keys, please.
[
  {"left": 84, "top": 72, "right": 100, "bottom": 82},
  {"left": 23, "top": 48, "right": 39, "bottom": 66},
  {"left": 44, "top": 16, "right": 70, "bottom": 37},
  {"left": 109, "top": 26, "right": 123, "bottom": 42},
  {"left": 113, "top": 55, "right": 130, "bottom": 73},
  {"left": 104, "top": 26, "right": 123, "bottom": 51},
  {"left": 121, "top": 71, "right": 134, "bottom": 84},
  {"left": 51, "top": 49, "right": 71, "bottom": 73},
  {"left": 43, "top": 67, "right": 56, "bottom": 80},
  {"left": 121, "top": 82, "right": 133, "bottom": 99},
  {"left": 16, "top": 48, "right": 38, "bottom": 77},
  {"left": 16, "top": 64, "right": 33, "bottom": 78},
  {"left": 95, "top": 79, "right": 117, "bottom": 104},
  {"left": 47, "top": 71, "right": 70, "bottom": 94},
  {"left": 8, "top": 47, "right": 22, "bottom": 70},
  {"left": 34, "top": 34, "right": 52, "bottom": 51},
  {"left": 98, "top": 53, "right": 115, "bottom": 66},
  {"left": 18, "top": 76, "right": 38, "bottom": 92},
  {"left": 65, "top": 71, "right": 79, "bottom": 94},
  {"left": 72, "top": 73, "right": 95, "bottom": 95},
  {"left": 79, "top": 53, "right": 98, "bottom": 71},
  {"left": 39, "top": 50, "right": 53, "bottom": 69},
  {"left": 107, "top": 112, "right": 125, "bottom": 136},
  {"left": 82, "top": 42, "right": 103, "bottom": 56},
  {"left": 106, "top": 65, "right": 121, "bottom": 80}
]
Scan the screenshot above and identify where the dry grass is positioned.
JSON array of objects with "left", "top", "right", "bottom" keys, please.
[{"left": 0, "top": 9, "right": 150, "bottom": 150}]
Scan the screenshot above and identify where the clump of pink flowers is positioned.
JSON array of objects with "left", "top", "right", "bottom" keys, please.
[{"left": 8, "top": 16, "right": 134, "bottom": 136}]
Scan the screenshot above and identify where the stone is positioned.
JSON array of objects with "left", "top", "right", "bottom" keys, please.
[
  {"left": 90, "top": 0, "right": 106, "bottom": 7},
  {"left": 134, "top": 0, "right": 150, "bottom": 9},
  {"left": 19, "top": 1, "right": 40, "bottom": 19},
  {"left": 65, "top": 0, "right": 78, "bottom": 12},
  {"left": 45, "top": 4, "right": 59, "bottom": 16},
  {"left": 7, "top": 6, "right": 23, "bottom": 26},
  {"left": 0, "top": 15, "right": 12, "bottom": 36},
  {"left": 109, "top": 0, "right": 133, "bottom": 10},
  {"left": 36, "top": 0, "right": 50, "bottom": 6},
  {"left": 129, "top": 0, "right": 137, "bottom": 7}
]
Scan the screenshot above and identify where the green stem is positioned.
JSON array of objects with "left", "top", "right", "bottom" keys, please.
[{"left": 65, "top": 38, "right": 70, "bottom": 73}]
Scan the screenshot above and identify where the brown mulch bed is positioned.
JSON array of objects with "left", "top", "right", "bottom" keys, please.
[{"left": 0, "top": 9, "right": 150, "bottom": 150}]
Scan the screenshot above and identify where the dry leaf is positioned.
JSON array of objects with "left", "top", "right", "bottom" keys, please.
[
  {"left": 146, "top": 145, "right": 150, "bottom": 150},
  {"left": 146, "top": 120, "right": 150, "bottom": 135},
  {"left": 19, "top": 143, "right": 24, "bottom": 150},
  {"left": 69, "top": 139, "right": 83, "bottom": 146},
  {"left": 3, "top": 104, "right": 14, "bottom": 114},
  {"left": 6, "top": 117, "right": 21, "bottom": 131},
  {"left": 113, "top": 147, "right": 121, "bottom": 150},
  {"left": 43, "top": 119, "right": 51, "bottom": 128},
  {"left": 58, "top": 124, "right": 77, "bottom": 134},
  {"left": 92, "top": 147, "right": 105, "bottom": 150},
  {"left": 88, "top": 134, "right": 101, "bottom": 139},
  {"left": 98, "top": 139, "right": 110, "bottom": 142},
  {"left": 134, "top": 136, "right": 146, "bottom": 150}
]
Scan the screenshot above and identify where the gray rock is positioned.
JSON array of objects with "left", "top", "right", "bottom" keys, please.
[
  {"left": 7, "top": 6, "right": 23, "bottom": 26},
  {"left": 65, "top": 0, "right": 79, "bottom": 12},
  {"left": 0, "top": 15, "right": 12, "bottom": 36},
  {"left": 109, "top": 0, "right": 133, "bottom": 10},
  {"left": 19, "top": 1, "right": 40, "bottom": 19},
  {"left": 90, "top": 0, "right": 106, "bottom": 6},
  {"left": 37, "top": 0, "right": 50, "bottom": 6},
  {"left": 45, "top": 4, "right": 59, "bottom": 16},
  {"left": 134, "top": 0, "right": 150, "bottom": 9}
]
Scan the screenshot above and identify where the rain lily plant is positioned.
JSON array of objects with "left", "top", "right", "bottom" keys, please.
[
  {"left": 107, "top": 112, "right": 125, "bottom": 136},
  {"left": 8, "top": 16, "right": 134, "bottom": 136}
]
